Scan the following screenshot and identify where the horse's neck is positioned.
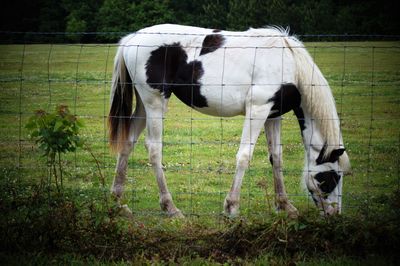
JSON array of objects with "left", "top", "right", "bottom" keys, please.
[{"left": 301, "top": 111, "right": 336, "bottom": 163}]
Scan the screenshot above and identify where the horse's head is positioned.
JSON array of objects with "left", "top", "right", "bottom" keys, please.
[{"left": 305, "top": 146, "right": 347, "bottom": 216}]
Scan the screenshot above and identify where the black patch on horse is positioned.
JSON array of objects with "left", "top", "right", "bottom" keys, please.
[
  {"left": 315, "top": 170, "right": 341, "bottom": 195},
  {"left": 267, "top": 84, "right": 306, "bottom": 131},
  {"left": 145, "top": 42, "right": 207, "bottom": 108},
  {"left": 268, "top": 83, "right": 301, "bottom": 117},
  {"left": 200, "top": 34, "right": 225, "bottom": 56},
  {"left": 212, "top": 29, "right": 222, "bottom": 33},
  {"left": 293, "top": 107, "right": 306, "bottom": 132},
  {"left": 316, "top": 144, "right": 346, "bottom": 165}
]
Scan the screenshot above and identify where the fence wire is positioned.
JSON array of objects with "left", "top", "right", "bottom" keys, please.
[{"left": 0, "top": 31, "right": 399, "bottom": 219}]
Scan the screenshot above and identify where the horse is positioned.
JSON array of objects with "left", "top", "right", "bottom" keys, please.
[{"left": 108, "top": 24, "right": 350, "bottom": 218}]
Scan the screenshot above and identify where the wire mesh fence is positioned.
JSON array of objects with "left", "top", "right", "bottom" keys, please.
[{"left": 0, "top": 31, "right": 399, "bottom": 220}]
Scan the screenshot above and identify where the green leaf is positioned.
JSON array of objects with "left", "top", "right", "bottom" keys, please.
[
  {"left": 54, "top": 120, "right": 63, "bottom": 131},
  {"left": 26, "top": 104, "right": 84, "bottom": 159},
  {"left": 76, "top": 119, "right": 84, "bottom": 128}
]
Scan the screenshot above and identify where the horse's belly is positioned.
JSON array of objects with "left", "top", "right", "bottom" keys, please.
[{"left": 195, "top": 85, "right": 246, "bottom": 117}]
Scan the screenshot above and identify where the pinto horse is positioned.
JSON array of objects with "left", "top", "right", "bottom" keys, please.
[{"left": 108, "top": 24, "right": 350, "bottom": 218}]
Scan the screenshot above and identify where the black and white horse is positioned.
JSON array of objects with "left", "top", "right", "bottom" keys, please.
[{"left": 108, "top": 24, "right": 350, "bottom": 218}]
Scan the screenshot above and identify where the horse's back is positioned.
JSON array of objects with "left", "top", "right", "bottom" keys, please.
[{"left": 120, "top": 24, "right": 298, "bottom": 117}]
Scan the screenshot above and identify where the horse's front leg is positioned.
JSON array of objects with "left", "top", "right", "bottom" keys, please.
[
  {"left": 224, "top": 103, "right": 271, "bottom": 217},
  {"left": 265, "top": 118, "right": 298, "bottom": 218},
  {"left": 145, "top": 106, "right": 183, "bottom": 218}
]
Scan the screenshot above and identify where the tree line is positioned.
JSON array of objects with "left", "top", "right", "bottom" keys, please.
[{"left": 1, "top": 0, "right": 398, "bottom": 43}]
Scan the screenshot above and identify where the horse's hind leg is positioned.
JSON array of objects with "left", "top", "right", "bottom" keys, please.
[
  {"left": 144, "top": 104, "right": 183, "bottom": 218},
  {"left": 111, "top": 96, "right": 146, "bottom": 213},
  {"left": 265, "top": 118, "right": 298, "bottom": 218}
]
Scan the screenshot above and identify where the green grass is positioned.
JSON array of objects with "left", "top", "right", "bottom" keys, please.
[{"left": 0, "top": 42, "right": 399, "bottom": 264}]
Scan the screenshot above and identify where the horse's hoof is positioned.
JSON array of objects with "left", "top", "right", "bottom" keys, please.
[
  {"left": 118, "top": 204, "right": 134, "bottom": 219},
  {"left": 223, "top": 197, "right": 240, "bottom": 218},
  {"left": 168, "top": 209, "right": 185, "bottom": 219},
  {"left": 286, "top": 204, "right": 299, "bottom": 219},
  {"left": 276, "top": 201, "right": 299, "bottom": 219},
  {"left": 287, "top": 210, "right": 299, "bottom": 219},
  {"left": 223, "top": 205, "right": 240, "bottom": 219},
  {"left": 281, "top": 206, "right": 299, "bottom": 219},
  {"left": 223, "top": 211, "right": 239, "bottom": 219}
]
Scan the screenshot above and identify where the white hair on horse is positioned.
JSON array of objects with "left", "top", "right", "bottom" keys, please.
[{"left": 108, "top": 24, "right": 350, "bottom": 218}]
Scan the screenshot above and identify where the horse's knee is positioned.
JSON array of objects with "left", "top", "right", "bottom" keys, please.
[
  {"left": 269, "top": 154, "right": 284, "bottom": 173},
  {"left": 237, "top": 151, "right": 250, "bottom": 169},
  {"left": 145, "top": 140, "right": 161, "bottom": 164},
  {"left": 270, "top": 151, "right": 282, "bottom": 165}
]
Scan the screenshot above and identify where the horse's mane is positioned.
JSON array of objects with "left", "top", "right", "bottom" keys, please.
[
  {"left": 277, "top": 30, "right": 349, "bottom": 167},
  {"left": 245, "top": 26, "right": 290, "bottom": 38},
  {"left": 245, "top": 27, "right": 343, "bottom": 155}
]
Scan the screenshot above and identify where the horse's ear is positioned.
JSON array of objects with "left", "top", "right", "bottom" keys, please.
[
  {"left": 316, "top": 147, "right": 345, "bottom": 165},
  {"left": 339, "top": 151, "right": 352, "bottom": 175},
  {"left": 329, "top": 148, "right": 345, "bottom": 163}
]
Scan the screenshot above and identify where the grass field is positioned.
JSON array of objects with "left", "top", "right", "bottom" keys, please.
[{"left": 0, "top": 41, "right": 399, "bottom": 264}]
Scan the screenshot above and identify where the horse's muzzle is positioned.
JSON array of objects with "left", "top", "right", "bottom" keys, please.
[{"left": 322, "top": 205, "right": 340, "bottom": 216}]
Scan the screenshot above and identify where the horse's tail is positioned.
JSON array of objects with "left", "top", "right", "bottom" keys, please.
[
  {"left": 108, "top": 43, "right": 133, "bottom": 153},
  {"left": 284, "top": 36, "right": 351, "bottom": 173}
]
